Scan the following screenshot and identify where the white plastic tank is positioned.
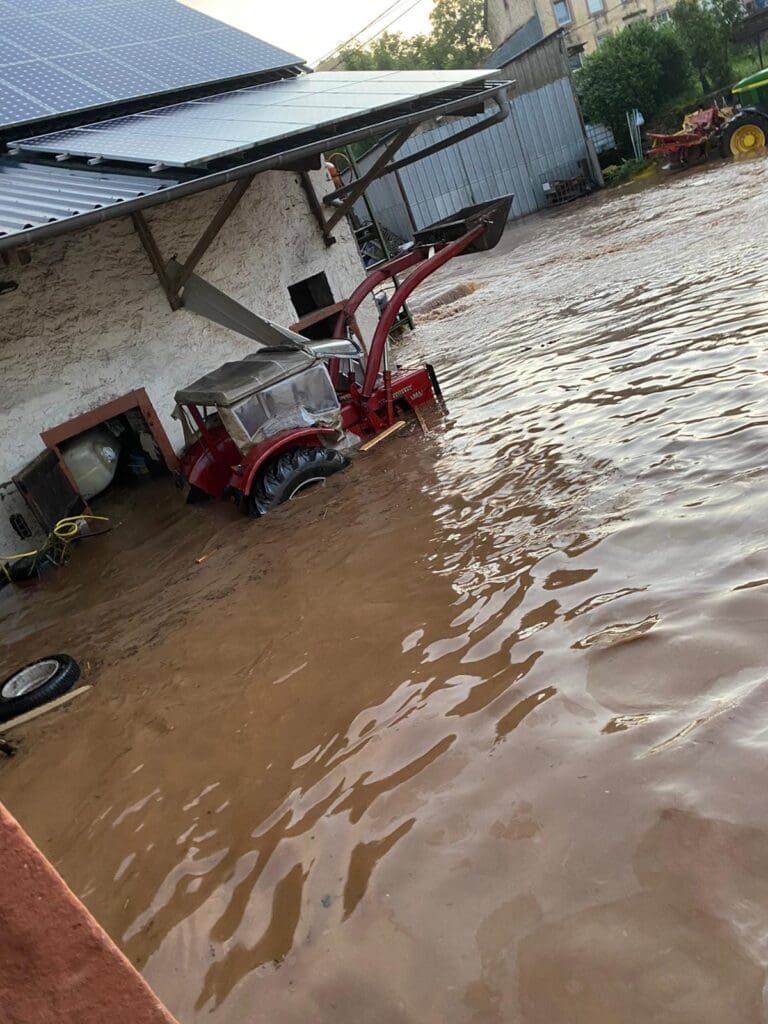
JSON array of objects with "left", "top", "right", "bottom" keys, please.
[{"left": 60, "top": 428, "right": 121, "bottom": 500}]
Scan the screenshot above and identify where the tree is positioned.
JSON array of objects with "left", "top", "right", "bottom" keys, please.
[
  {"left": 671, "top": 0, "right": 730, "bottom": 93},
  {"left": 334, "top": 0, "right": 490, "bottom": 71},
  {"left": 577, "top": 22, "right": 691, "bottom": 152},
  {"left": 426, "top": 0, "right": 493, "bottom": 67},
  {"left": 338, "top": 32, "right": 430, "bottom": 71}
]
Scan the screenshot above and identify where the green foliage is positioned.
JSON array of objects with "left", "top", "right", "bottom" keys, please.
[
  {"left": 577, "top": 22, "right": 691, "bottom": 152},
  {"left": 427, "top": 0, "right": 492, "bottom": 68},
  {"left": 709, "top": 0, "right": 745, "bottom": 38},
  {"left": 338, "top": 31, "right": 429, "bottom": 70},
  {"left": 602, "top": 158, "right": 655, "bottom": 186},
  {"left": 671, "top": 0, "right": 730, "bottom": 93},
  {"left": 335, "top": 0, "right": 490, "bottom": 71}
]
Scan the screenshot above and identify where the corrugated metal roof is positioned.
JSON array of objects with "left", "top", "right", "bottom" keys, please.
[
  {"left": 0, "top": 159, "right": 179, "bottom": 238},
  {"left": 483, "top": 15, "right": 545, "bottom": 69},
  {"left": 0, "top": 73, "right": 507, "bottom": 251}
]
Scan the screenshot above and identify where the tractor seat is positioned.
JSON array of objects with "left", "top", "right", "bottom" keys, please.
[{"left": 305, "top": 338, "right": 363, "bottom": 360}]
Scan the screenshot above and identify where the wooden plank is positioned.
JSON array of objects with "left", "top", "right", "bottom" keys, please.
[
  {"left": 359, "top": 420, "right": 406, "bottom": 451},
  {"left": 412, "top": 404, "right": 429, "bottom": 435},
  {"left": 0, "top": 686, "right": 92, "bottom": 731}
]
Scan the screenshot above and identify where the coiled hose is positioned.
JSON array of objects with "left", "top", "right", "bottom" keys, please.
[{"left": 1, "top": 514, "right": 110, "bottom": 585}]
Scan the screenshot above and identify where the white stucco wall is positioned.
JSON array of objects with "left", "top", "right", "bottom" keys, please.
[{"left": 0, "top": 167, "right": 374, "bottom": 549}]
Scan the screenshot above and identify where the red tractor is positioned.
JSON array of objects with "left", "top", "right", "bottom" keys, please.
[{"left": 175, "top": 195, "right": 512, "bottom": 516}]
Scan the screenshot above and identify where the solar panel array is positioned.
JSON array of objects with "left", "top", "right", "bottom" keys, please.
[
  {"left": 12, "top": 71, "right": 494, "bottom": 168},
  {"left": 0, "top": 0, "right": 303, "bottom": 130}
]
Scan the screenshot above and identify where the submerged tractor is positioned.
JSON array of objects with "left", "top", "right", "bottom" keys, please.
[{"left": 175, "top": 195, "right": 512, "bottom": 516}]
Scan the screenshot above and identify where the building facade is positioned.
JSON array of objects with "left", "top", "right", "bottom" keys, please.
[
  {"left": 356, "top": 31, "right": 604, "bottom": 241},
  {"left": 484, "top": 0, "right": 673, "bottom": 62},
  {"left": 0, "top": 168, "right": 375, "bottom": 551},
  {"left": 0, "top": 0, "right": 508, "bottom": 559}
]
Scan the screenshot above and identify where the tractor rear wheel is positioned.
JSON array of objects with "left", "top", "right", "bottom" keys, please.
[
  {"left": 247, "top": 447, "right": 348, "bottom": 516},
  {"left": 722, "top": 111, "right": 768, "bottom": 158}
]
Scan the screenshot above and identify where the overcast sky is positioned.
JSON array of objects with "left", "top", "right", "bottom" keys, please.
[{"left": 184, "top": 0, "right": 434, "bottom": 67}]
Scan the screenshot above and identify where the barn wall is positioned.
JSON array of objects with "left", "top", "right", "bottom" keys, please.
[
  {"left": 0, "top": 167, "right": 371, "bottom": 548},
  {"left": 355, "top": 33, "right": 596, "bottom": 238}
]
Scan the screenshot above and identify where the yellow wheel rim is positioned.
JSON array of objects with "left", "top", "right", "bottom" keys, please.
[{"left": 730, "top": 123, "right": 766, "bottom": 156}]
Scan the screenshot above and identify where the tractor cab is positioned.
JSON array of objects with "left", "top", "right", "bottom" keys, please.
[
  {"left": 176, "top": 348, "right": 341, "bottom": 455},
  {"left": 175, "top": 345, "right": 349, "bottom": 514},
  {"left": 175, "top": 194, "right": 514, "bottom": 518}
]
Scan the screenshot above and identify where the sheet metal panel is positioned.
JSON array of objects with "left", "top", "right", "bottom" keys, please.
[
  {"left": 0, "top": 159, "right": 178, "bottom": 238},
  {"left": 360, "top": 74, "right": 590, "bottom": 232},
  {"left": 0, "top": 0, "right": 302, "bottom": 131},
  {"left": 13, "top": 71, "right": 496, "bottom": 168}
]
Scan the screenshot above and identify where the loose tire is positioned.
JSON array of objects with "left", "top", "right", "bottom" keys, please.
[
  {"left": 721, "top": 111, "right": 768, "bottom": 158},
  {"left": 247, "top": 447, "right": 348, "bottom": 516},
  {"left": 0, "top": 655, "right": 80, "bottom": 722}
]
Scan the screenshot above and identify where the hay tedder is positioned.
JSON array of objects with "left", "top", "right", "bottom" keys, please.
[
  {"left": 175, "top": 195, "right": 512, "bottom": 516},
  {"left": 647, "top": 106, "right": 728, "bottom": 167}
]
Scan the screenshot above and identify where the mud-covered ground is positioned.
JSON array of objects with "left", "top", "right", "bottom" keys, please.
[{"left": 2, "top": 157, "right": 768, "bottom": 1023}]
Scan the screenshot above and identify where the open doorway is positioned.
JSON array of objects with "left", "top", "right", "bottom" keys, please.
[
  {"left": 288, "top": 271, "right": 339, "bottom": 341},
  {"left": 40, "top": 389, "right": 178, "bottom": 514}
]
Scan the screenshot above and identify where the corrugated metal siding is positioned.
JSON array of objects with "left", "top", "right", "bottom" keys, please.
[
  {"left": 356, "top": 32, "right": 591, "bottom": 237},
  {"left": 0, "top": 160, "right": 177, "bottom": 238},
  {"left": 359, "top": 82, "right": 589, "bottom": 232}
]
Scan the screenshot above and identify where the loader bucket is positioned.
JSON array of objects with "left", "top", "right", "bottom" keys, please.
[{"left": 412, "top": 194, "right": 513, "bottom": 253}]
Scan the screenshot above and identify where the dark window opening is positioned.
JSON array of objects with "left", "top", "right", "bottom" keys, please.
[{"left": 288, "top": 272, "right": 337, "bottom": 341}]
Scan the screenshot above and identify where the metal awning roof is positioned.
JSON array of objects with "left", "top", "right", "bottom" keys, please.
[
  {"left": 0, "top": 159, "right": 179, "bottom": 239},
  {"left": 0, "top": 71, "right": 508, "bottom": 252},
  {"left": 10, "top": 70, "right": 497, "bottom": 169}
]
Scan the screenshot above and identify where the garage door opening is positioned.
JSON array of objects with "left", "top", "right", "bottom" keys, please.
[{"left": 39, "top": 390, "right": 178, "bottom": 517}]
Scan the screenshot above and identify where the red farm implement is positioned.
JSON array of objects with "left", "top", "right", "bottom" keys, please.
[
  {"left": 646, "top": 106, "right": 728, "bottom": 167},
  {"left": 175, "top": 194, "right": 513, "bottom": 517}
]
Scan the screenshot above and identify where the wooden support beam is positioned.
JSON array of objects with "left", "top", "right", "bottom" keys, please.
[
  {"left": 133, "top": 176, "right": 254, "bottom": 311},
  {"left": 132, "top": 212, "right": 180, "bottom": 311},
  {"left": 173, "top": 175, "right": 255, "bottom": 294},
  {"left": 299, "top": 172, "right": 336, "bottom": 247},
  {"left": 321, "top": 127, "right": 415, "bottom": 235}
]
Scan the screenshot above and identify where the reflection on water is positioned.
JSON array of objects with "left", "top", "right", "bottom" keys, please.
[{"left": 2, "top": 158, "right": 768, "bottom": 1022}]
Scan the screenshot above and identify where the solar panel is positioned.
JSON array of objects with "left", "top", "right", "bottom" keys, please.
[
  {"left": 0, "top": 86, "right": 52, "bottom": 127},
  {"left": 13, "top": 71, "right": 496, "bottom": 168},
  {"left": 0, "top": 0, "right": 303, "bottom": 131}
]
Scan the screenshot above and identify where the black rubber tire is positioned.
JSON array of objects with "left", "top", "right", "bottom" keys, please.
[
  {"left": 721, "top": 110, "right": 768, "bottom": 159},
  {"left": 0, "top": 655, "right": 80, "bottom": 722},
  {"left": 248, "top": 446, "right": 348, "bottom": 517}
]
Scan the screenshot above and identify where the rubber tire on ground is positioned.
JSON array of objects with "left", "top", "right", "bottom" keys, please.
[
  {"left": 721, "top": 111, "right": 768, "bottom": 158},
  {"left": 0, "top": 655, "right": 80, "bottom": 722},
  {"left": 248, "top": 447, "right": 349, "bottom": 517}
]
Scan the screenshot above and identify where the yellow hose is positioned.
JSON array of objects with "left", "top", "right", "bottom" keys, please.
[{"left": 1, "top": 514, "right": 110, "bottom": 583}]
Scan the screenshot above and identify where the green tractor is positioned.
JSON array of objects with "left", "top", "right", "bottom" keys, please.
[{"left": 722, "top": 68, "right": 768, "bottom": 157}]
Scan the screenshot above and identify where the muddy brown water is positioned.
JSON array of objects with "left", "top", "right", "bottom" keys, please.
[{"left": 3, "top": 158, "right": 768, "bottom": 1022}]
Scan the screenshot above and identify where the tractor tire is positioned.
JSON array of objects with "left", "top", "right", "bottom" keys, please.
[
  {"left": 0, "top": 655, "right": 80, "bottom": 722},
  {"left": 721, "top": 110, "right": 768, "bottom": 159},
  {"left": 247, "top": 447, "right": 348, "bottom": 517}
]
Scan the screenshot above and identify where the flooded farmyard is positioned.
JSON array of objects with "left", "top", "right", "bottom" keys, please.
[{"left": 2, "top": 157, "right": 768, "bottom": 1023}]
